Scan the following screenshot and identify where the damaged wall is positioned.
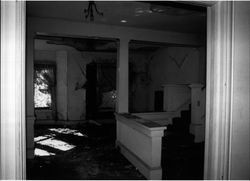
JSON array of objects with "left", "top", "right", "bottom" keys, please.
[
  {"left": 129, "top": 46, "right": 206, "bottom": 112},
  {"left": 34, "top": 39, "right": 117, "bottom": 122}
]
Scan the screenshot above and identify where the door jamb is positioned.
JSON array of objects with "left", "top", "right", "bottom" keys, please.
[{"left": 0, "top": 1, "right": 234, "bottom": 180}]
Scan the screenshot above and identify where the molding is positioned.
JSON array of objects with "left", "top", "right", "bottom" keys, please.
[
  {"left": 115, "top": 113, "right": 166, "bottom": 138},
  {"left": 204, "top": 1, "right": 233, "bottom": 179},
  {"left": 1, "top": 1, "right": 26, "bottom": 179},
  {"left": 0, "top": 1, "right": 238, "bottom": 180}
]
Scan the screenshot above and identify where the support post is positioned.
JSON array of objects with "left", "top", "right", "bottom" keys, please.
[
  {"left": 189, "top": 84, "right": 205, "bottom": 143},
  {"left": 116, "top": 38, "right": 129, "bottom": 113}
]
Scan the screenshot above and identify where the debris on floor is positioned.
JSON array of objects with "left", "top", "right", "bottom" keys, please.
[{"left": 27, "top": 122, "right": 146, "bottom": 180}]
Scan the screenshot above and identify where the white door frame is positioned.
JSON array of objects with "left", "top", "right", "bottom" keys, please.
[
  {"left": 0, "top": 1, "right": 234, "bottom": 180},
  {"left": 204, "top": 2, "right": 234, "bottom": 179},
  {"left": 1, "top": 1, "right": 26, "bottom": 179}
]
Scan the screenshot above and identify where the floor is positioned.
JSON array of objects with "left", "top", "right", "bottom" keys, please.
[
  {"left": 27, "top": 122, "right": 145, "bottom": 180},
  {"left": 27, "top": 121, "right": 204, "bottom": 180}
]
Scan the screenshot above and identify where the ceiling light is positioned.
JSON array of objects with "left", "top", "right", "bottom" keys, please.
[{"left": 121, "top": 20, "right": 127, "bottom": 23}]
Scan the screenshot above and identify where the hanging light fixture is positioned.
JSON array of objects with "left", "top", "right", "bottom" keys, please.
[{"left": 84, "top": 1, "right": 103, "bottom": 21}]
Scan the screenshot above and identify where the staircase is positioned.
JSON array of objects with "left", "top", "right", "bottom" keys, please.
[
  {"left": 162, "top": 105, "right": 201, "bottom": 179},
  {"left": 163, "top": 105, "right": 194, "bottom": 147}
]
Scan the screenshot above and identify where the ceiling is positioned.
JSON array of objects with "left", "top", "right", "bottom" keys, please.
[{"left": 27, "top": 1, "right": 206, "bottom": 34}]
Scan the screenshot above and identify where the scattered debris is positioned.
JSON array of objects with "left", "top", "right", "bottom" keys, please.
[{"left": 27, "top": 124, "right": 145, "bottom": 180}]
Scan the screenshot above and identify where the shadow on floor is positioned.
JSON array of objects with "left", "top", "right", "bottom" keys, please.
[{"left": 162, "top": 136, "right": 205, "bottom": 180}]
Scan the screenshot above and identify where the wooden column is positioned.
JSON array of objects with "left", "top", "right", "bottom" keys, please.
[
  {"left": 116, "top": 38, "right": 129, "bottom": 113},
  {"left": 189, "top": 84, "right": 205, "bottom": 143},
  {"left": 204, "top": 2, "right": 233, "bottom": 179}
]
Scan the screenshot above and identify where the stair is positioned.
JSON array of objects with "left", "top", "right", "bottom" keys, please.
[
  {"left": 162, "top": 105, "right": 196, "bottom": 179},
  {"left": 163, "top": 105, "right": 194, "bottom": 148}
]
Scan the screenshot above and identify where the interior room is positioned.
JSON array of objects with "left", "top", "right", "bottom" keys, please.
[
  {"left": 26, "top": 1, "right": 207, "bottom": 179},
  {"left": 23, "top": 2, "right": 206, "bottom": 179},
  {"left": 1, "top": 1, "right": 250, "bottom": 180},
  {"left": 33, "top": 36, "right": 118, "bottom": 124}
]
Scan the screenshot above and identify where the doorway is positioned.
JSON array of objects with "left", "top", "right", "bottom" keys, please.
[
  {"left": 1, "top": 1, "right": 240, "bottom": 180},
  {"left": 86, "top": 61, "right": 117, "bottom": 120}
]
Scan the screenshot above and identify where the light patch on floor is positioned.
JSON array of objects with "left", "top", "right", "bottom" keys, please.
[
  {"left": 49, "top": 128, "right": 87, "bottom": 137},
  {"left": 34, "top": 136, "right": 48, "bottom": 142},
  {"left": 37, "top": 138, "right": 75, "bottom": 151},
  {"left": 35, "top": 148, "right": 56, "bottom": 156}
]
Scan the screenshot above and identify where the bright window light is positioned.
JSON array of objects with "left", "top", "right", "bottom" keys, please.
[
  {"left": 35, "top": 148, "right": 56, "bottom": 156},
  {"left": 34, "top": 65, "right": 55, "bottom": 109}
]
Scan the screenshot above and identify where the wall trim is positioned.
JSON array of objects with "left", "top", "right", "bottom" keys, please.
[
  {"left": 204, "top": 1, "right": 233, "bottom": 179},
  {"left": 0, "top": 1, "right": 26, "bottom": 179}
]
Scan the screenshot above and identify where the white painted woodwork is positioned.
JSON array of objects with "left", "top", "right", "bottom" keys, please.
[
  {"left": 116, "top": 39, "right": 129, "bottom": 113},
  {"left": 133, "top": 111, "right": 179, "bottom": 126},
  {"left": 162, "top": 84, "right": 191, "bottom": 112},
  {"left": 115, "top": 113, "right": 166, "bottom": 179},
  {"left": 204, "top": 2, "right": 250, "bottom": 179},
  {"left": 0, "top": 1, "right": 249, "bottom": 180},
  {"left": 204, "top": 1, "right": 234, "bottom": 179},
  {"left": 0, "top": 1, "right": 26, "bottom": 179}
]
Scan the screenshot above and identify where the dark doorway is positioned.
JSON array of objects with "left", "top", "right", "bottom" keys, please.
[{"left": 86, "top": 61, "right": 117, "bottom": 120}]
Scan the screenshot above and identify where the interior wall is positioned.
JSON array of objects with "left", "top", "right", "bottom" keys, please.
[
  {"left": 34, "top": 39, "right": 117, "bottom": 122},
  {"left": 68, "top": 51, "right": 117, "bottom": 120},
  {"left": 148, "top": 47, "right": 205, "bottom": 111},
  {"left": 56, "top": 51, "right": 68, "bottom": 120},
  {"left": 230, "top": 1, "right": 250, "bottom": 179},
  {"left": 27, "top": 16, "right": 204, "bottom": 125},
  {"left": 129, "top": 46, "right": 206, "bottom": 112},
  {"left": 129, "top": 52, "right": 151, "bottom": 112}
]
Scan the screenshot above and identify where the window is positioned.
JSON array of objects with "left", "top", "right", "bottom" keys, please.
[{"left": 34, "top": 64, "right": 56, "bottom": 109}]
